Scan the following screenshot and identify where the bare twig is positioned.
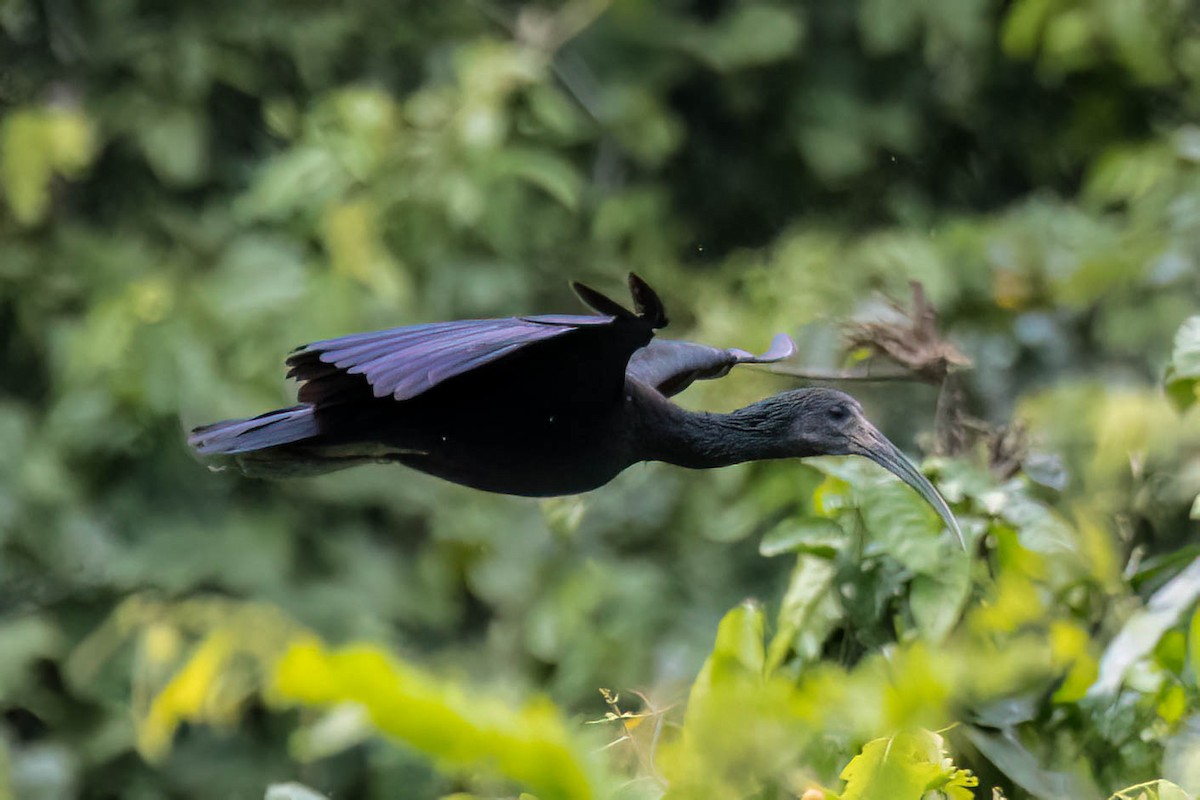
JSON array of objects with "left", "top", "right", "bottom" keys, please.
[{"left": 768, "top": 364, "right": 920, "bottom": 382}]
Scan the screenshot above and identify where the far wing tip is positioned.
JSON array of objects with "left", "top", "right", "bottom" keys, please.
[
  {"left": 734, "top": 333, "right": 796, "bottom": 364},
  {"left": 762, "top": 333, "right": 797, "bottom": 362}
]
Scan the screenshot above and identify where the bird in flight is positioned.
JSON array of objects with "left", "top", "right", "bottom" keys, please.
[{"left": 189, "top": 275, "right": 963, "bottom": 547}]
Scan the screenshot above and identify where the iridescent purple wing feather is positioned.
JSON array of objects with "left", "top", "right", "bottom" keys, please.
[{"left": 286, "top": 315, "right": 616, "bottom": 403}]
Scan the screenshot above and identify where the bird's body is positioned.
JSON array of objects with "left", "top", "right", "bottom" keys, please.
[{"left": 190, "top": 275, "right": 964, "bottom": 546}]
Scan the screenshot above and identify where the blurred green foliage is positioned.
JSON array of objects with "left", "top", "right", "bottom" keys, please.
[{"left": 2, "top": 0, "right": 1200, "bottom": 798}]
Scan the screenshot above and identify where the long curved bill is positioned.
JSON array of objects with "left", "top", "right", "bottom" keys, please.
[{"left": 851, "top": 422, "right": 966, "bottom": 550}]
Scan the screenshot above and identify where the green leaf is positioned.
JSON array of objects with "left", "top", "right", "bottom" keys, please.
[
  {"left": 1190, "top": 607, "right": 1200, "bottom": 685},
  {"left": 857, "top": 0, "right": 921, "bottom": 55},
  {"left": 685, "top": 601, "right": 766, "bottom": 732},
  {"left": 202, "top": 234, "right": 307, "bottom": 323},
  {"left": 1091, "top": 556, "right": 1200, "bottom": 697},
  {"left": 1, "top": 106, "right": 96, "bottom": 225},
  {"left": 858, "top": 479, "right": 944, "bottom": 574},
  {"left": 703, "top": 600, "right": 765, "bottom": 687},
  {"left": 138, "top": 105, "right": 209, "bottom": 187},
  {"left": 490, "top": 147, "right": 582, "bottom": 210},
  {"left": 688, "top": 5, "right": 805, "bottom": 71},
  {"left": 1001, "top": 0, "right": 1056, "bottom": 58},
  {"left": 273, "top": 638, "right": 601, "bottom": 800},
  {"left": 965, "top": 726, "right": 1100, "bottom": 799},
  {"left": 840, "top": 729, "right": 976, "bottom": 800},
  {"left": 265, "top": 783, "right": 331, "bottom": 800},
  {"left": 1084, "top": 142, "right": 1174, "bottom": 207},
  {"left": 766, "top": 555, "right": 839, "bottom": 672},
  {"left": 1109, "top": 779, "right": 1193, "bottom": 800},
  {"left": 759, "top": 517, "right": 844, "bottom": 557},
  {"left": 0, "top": 615, "right": 62, "bottom": 697},
  {"left": 1165, "top": 316, "right": 1200, "bottom": 411},
  {"left": 909, "top": 552, "right": 971, "bottom": 642}
]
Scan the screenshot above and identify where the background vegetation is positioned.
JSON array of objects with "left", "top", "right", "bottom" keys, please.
[{"left": 2, "top": 0, "right": 1200, "bottom": 797}]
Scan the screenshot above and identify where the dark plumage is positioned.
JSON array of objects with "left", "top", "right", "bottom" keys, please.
[{"left": 189, "top": 275, "right": 963, "bottom": 547}]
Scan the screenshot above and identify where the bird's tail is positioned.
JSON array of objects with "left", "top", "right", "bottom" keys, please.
[
  {"left": 188, "top": 404, "right": 411, "bottom": 478},
  {"left": 188, "top": 405, "right": 332, "bottom": 478},
  {"left": 188, "top": 404, "right": 319, "bottom": 456}
]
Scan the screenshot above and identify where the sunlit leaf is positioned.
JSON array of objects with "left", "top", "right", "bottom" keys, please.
[
  {"left": 265, "top": 783, "right": 331, "bottom": 800},
  {"left": 839, "top": 729, "right": 977, "bottom": 800},
  {"left": 1109, "top": 779, "right": 1193, "bottom": 800},
  {"left": 272, "top": 637, "right": 601, "bottom": 800},
  {"left": 1090, "top": 557, "right": 1200, "bottom": 697},
  {"left": 1190, "top": 607, "right": 1200, "bottom": 685},
  {"left": 1, "top": 106, "right": 96, "bottom": 225},
  {"left": 322, "top": 200, "right": 411, "bottom": 303},
  {"left": 137, "top": 630, "right": 237, "bottom": 761}
]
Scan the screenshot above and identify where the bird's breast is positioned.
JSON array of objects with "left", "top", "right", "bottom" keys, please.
[{"left": 384, "top": 404, "right": 636, "bottom": 497}]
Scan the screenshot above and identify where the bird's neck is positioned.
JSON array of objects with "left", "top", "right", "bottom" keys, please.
[{"left": 635, "top": 392, "right": 792, "bottom": 469}]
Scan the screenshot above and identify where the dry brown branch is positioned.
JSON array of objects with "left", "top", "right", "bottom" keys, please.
[{"left": 844, "top": 282, "right": 971, "bottom": 384}]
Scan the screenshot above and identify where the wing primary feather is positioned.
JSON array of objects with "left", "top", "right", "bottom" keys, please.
[
  {"left": 627, "top": 273, "right": 668, "bottom": 328},
  {"left": 571, "top": 281, "right": 635, "bottom": 319}
]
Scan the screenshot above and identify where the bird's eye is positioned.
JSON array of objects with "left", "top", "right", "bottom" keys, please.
[{"left": 828, "top": 405, "right": 848, "bottom": 422}]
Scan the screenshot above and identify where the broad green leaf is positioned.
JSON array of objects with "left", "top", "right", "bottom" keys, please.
[
  {"left": 909, "top": 552, "right": 971, "bottom": 642},
  {"left": 766, "top": 555, "right": 838, "bottom": 672},
  {"left": 858, "top": 479, "right": 944, "bottom": 574}
]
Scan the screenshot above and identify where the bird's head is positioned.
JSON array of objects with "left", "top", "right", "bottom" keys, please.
[{"left": 763, "top": 388, "right": 964, "bottom": 549}]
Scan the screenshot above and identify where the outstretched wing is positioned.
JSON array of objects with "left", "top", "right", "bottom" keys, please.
[
  {"left": 626, "top": 333, "right": 795, "bottom": 397},
  {"left": 287, "top": 274, "right": 667, "bottom": 407}
]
